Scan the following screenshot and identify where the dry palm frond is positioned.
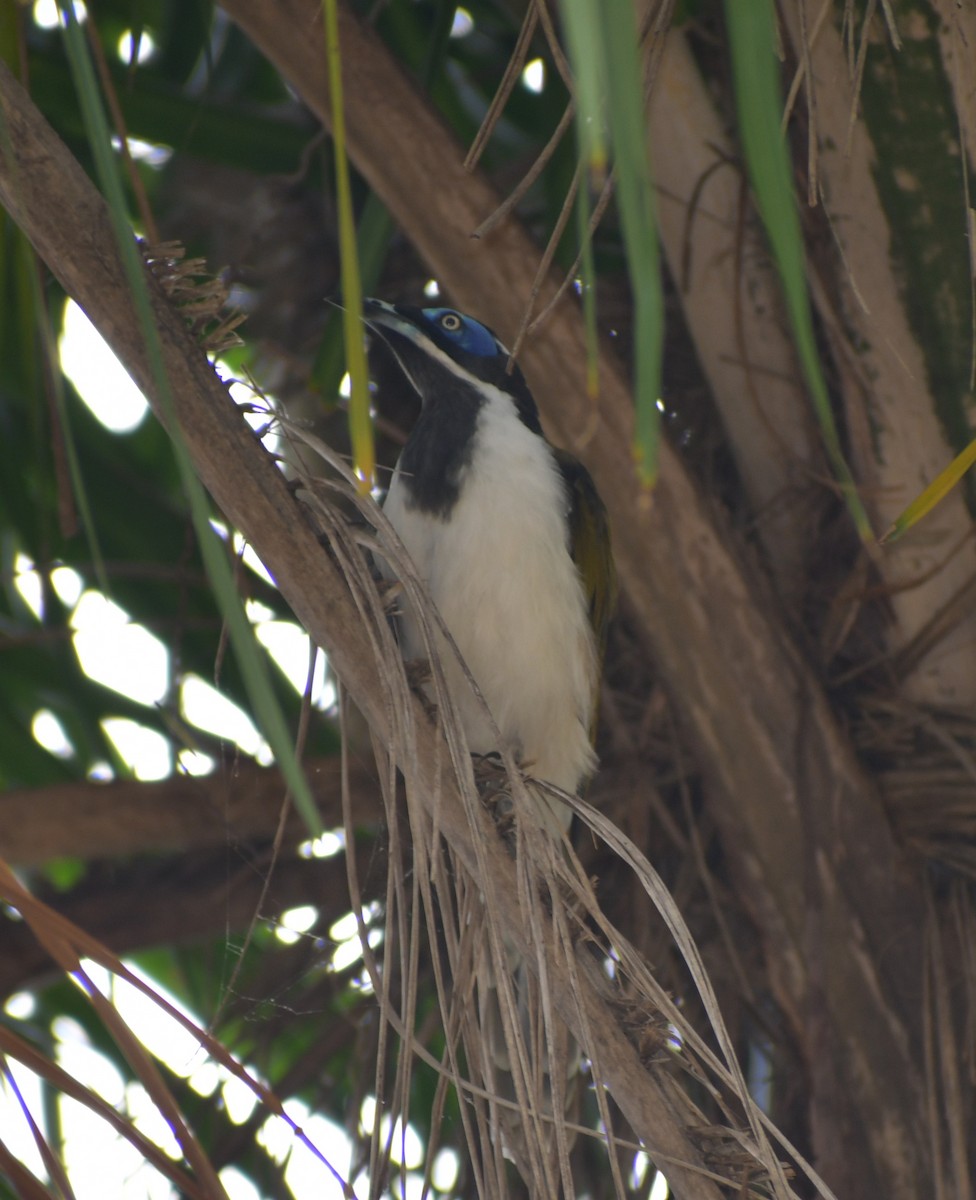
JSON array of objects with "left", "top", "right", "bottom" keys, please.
[
  {"left": 851, "top": 694, "right": 976, "bottom": 880},
  {"left": 465, "top": 1, "right": 540, "bottom": 173},
  {"left": 472, "top": 101, "right": 576, "bottom": 242},
  {"left": 466, "top": 0, "right": 677, "bottom": 353},
  {"left": 523, "top": 169, "right": 616, "bottom": 342},
  {"left": 142, "top": 240, "right": 246, "bottom": 355},
  {"left": 0, "top": 858, "right": 353, "bottom": 1199},
  {"left": 278, "top": 415, "right": 839, "bottom": 1200},
  {"left": 923, "top": 889, "right": 973, "bottom": 1200}
]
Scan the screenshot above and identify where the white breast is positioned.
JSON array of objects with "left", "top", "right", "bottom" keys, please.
[{"left": 383, "top": 387, "right": 598, "bottom": 818}]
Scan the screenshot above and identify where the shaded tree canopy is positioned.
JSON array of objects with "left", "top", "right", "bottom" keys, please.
[{"left": 1, "top": 2, "right": 975, "bottom": 1198}]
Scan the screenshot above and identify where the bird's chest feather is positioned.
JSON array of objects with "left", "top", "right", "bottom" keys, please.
[{"left": 383, "top": 395, "right": 597, "bottom": 792}]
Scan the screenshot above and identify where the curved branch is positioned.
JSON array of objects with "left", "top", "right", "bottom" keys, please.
[
  {"left": 0, "top": 853, "right": 359, "bottom": 997},
  {"left": 0, "top": 757, "right": 381, "bottom": 866}
]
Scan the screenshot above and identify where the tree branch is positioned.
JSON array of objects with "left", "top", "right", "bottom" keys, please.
[
  {"left": 0, "top": 849, "right": 382, "bottom": 997},
  {"left": 0, "top": 757, "right": 381, "bottom": 866}
]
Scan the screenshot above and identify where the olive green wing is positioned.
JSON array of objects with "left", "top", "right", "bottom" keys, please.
[{"left": 557, "top": 450, "right": 617, "bottom": 672}]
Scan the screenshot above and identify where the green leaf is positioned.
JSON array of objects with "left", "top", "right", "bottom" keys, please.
[
  {"left": 560, "top": 0, "right": 608, "bottom": 178},
  {"left": 601, "top": 0, "right": 663, "bottom": 486},
  {"left": 323, "top": 0, "right": 375, "bottom": 493},
  {"left": 563, "top": 0, "right": 664, "bottom": 486},
  {"left": 725, "top": 0, "right": 873, "bottom": 540}
]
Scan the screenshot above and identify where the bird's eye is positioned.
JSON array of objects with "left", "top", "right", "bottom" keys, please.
[{"left": 422, "top": 306, "right": 497, "bottom": 356}]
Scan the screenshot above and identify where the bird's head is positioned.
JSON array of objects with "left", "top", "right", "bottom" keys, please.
[{"left": 363, "top": 298, "right": 542, "bottom": 435}]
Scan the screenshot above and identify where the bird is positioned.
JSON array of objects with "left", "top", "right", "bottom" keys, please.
[
  {"left": 363, "top": 297, "right": 615, "bottom": 833},
  {"left": 363, "top": 299, "right": 615, "bottom": 1181}
]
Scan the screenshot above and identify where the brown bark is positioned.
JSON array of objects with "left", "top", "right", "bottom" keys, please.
[
  {"left": 0, "top": 854, "right": 353, "bottom": 997},
  {"left": 0, "top": 756, "right": 381, "bottom": 866},
  {"left": 647, "top": 28, "right": 819, "bottom": 596},
  {"left": 778, "top": 3, "right": 976, "bottom": 711}
]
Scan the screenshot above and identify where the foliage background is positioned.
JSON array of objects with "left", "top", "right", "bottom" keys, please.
[{"left": 1, "top": 1, "right": 975, "bottom": 1198}]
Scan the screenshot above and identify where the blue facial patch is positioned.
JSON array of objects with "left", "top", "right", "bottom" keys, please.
[{"left": 422, "top": 308, "right": 499, "bottom": 359}]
